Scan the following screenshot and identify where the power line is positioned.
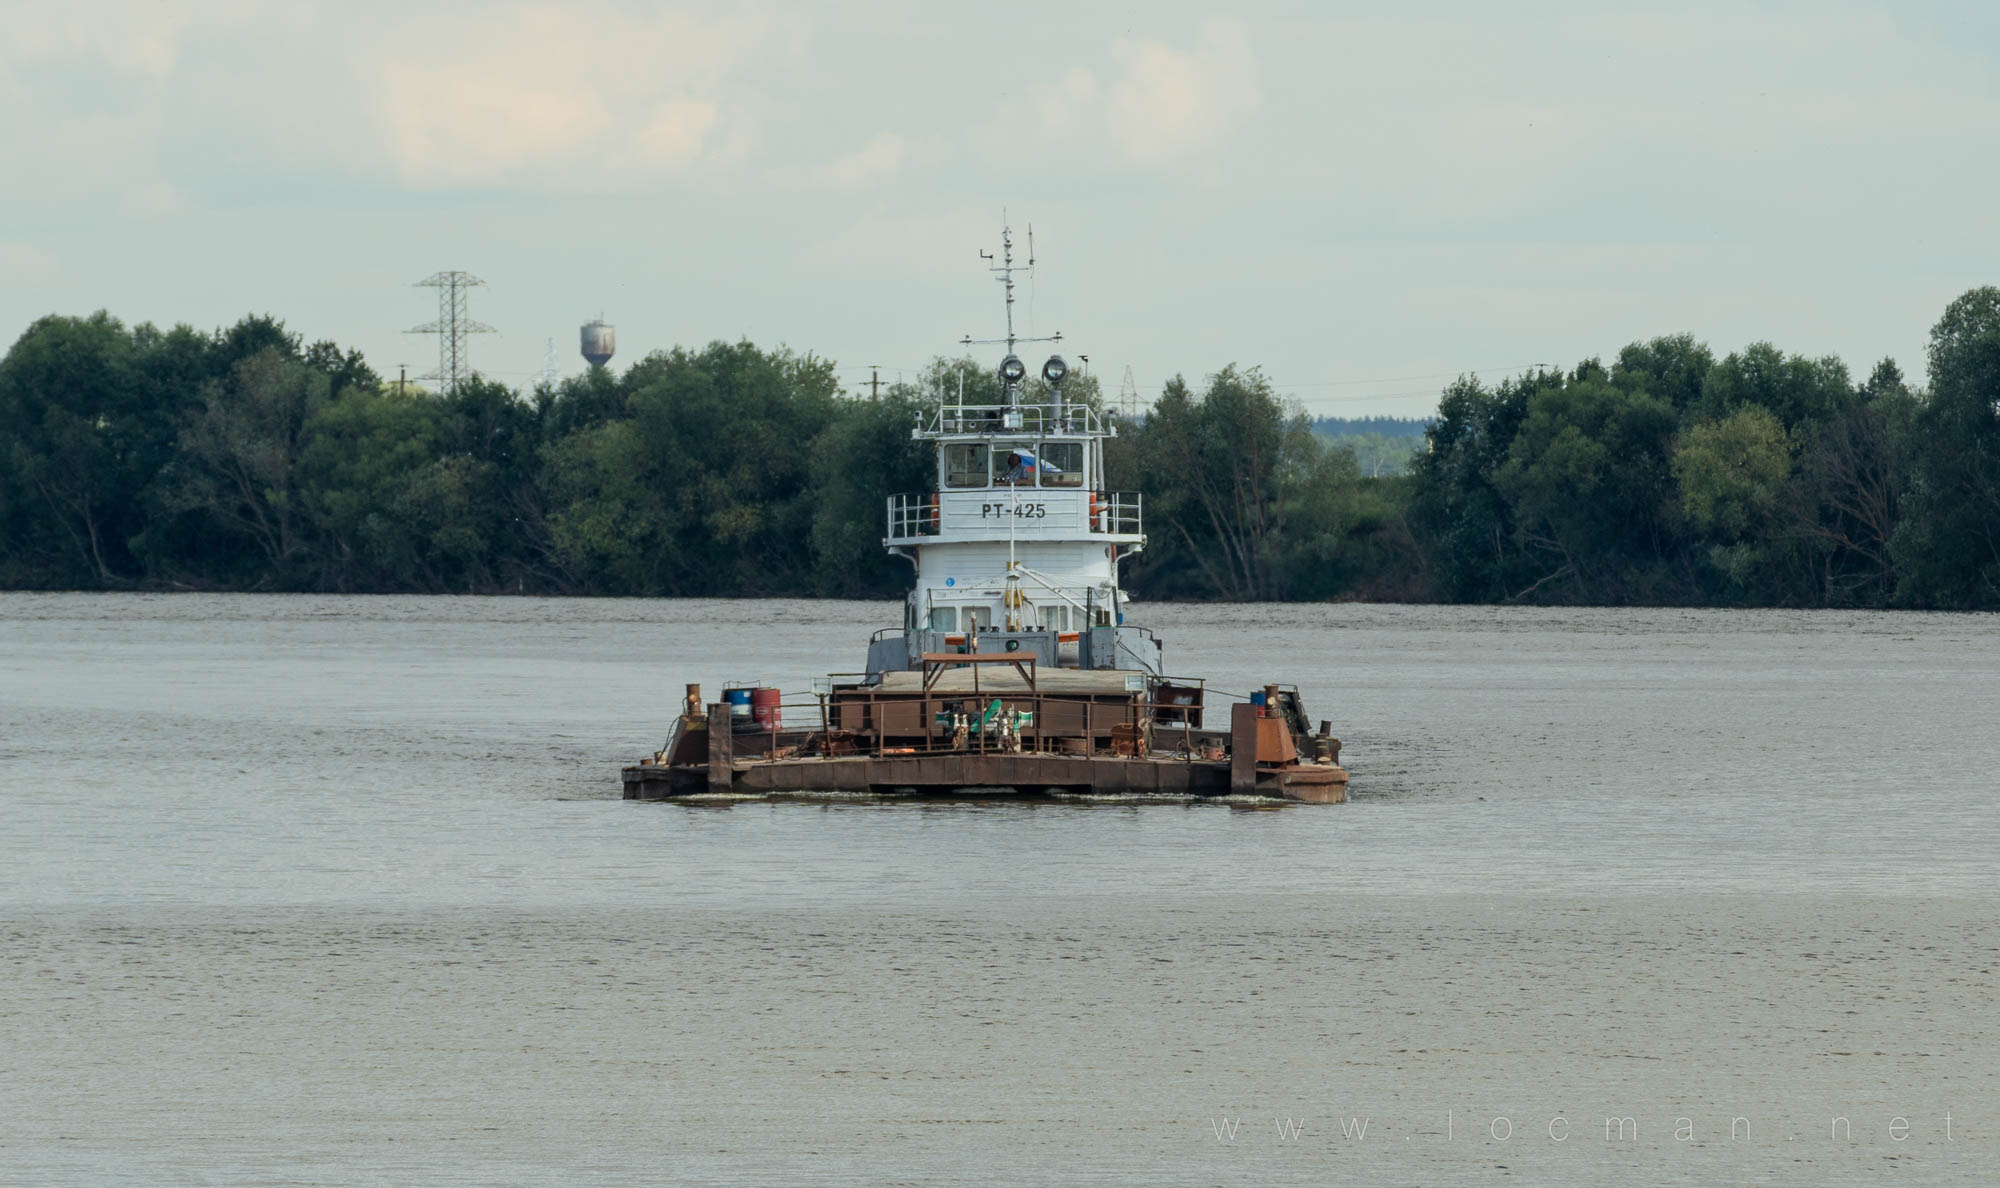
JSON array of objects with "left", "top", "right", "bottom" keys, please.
[
  {"left": 1265, "top": 362, "right": 1552, "bottom": 391},
  {"left": 1108, "top": 362, "right": 1557, "bottom": 413},
  {"left": 1288, "top": 387, "right": 1470, "bottom": 406}
]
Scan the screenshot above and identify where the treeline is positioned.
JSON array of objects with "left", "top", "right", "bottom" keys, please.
[
  {"left": 1311, "top": 415, "right": 1429, "bottom": 438},
  {"left": 3, "top": 289, "right": 1999, "bottom": 607},
  {"left": 1309, "top": 417, "right": 1428, "bottom": 479},
  {"left": 1407, "top": 289, "right": 2000, "bottom": 607},
  {"left": 0, "top": 312, "right": 936, "bottom": 595}
]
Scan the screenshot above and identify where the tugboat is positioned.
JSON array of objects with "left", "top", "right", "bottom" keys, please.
[{"left": 622, "top": 225, "right": 1347, "bottom": 803}]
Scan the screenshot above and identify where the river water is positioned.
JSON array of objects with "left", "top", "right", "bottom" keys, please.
[{"left": 3, "top": 594, "right": 1996, "bottom": 1184}]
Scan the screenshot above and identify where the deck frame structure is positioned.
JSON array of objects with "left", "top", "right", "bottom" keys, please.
[{"left": 622, "top": 655, "right": 1346, "bottom": 803}]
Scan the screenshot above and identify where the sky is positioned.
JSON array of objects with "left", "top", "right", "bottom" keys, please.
[{"left": 5, "top": 0, "right": 1999, "bottom": 416}]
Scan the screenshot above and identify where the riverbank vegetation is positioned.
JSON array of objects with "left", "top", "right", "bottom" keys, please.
[{"left": 5, "top": 288, "right": 1999, "bottom": 607}]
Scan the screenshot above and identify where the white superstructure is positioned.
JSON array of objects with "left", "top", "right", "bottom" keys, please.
[
  {"left": 887, "top": 396, "right": 1142, "bottom": 634},
  {"left": 865, "top": 224, "right": 1158, "bottom": 676}
]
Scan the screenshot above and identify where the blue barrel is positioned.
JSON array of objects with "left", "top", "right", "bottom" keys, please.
[
  {"left": 724, "top": 688, "right": 753, "bottom": 727},
  {"left": 1249, "top": 691, "right": 1267, "bottom": 709}
]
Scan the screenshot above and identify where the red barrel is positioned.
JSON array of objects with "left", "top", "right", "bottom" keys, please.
[{"left": 751, "top": 686, "right": 782, "bottom": 730}]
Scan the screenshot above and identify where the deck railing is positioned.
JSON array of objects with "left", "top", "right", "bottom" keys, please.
[
  {"left": 886, "top": 491, "right": 1143, "bottom": 540},
  {"left": 1095, "top": 491, "right": 1142, "bottom": 536},
  {"left": 886, "top": 492, "right": 939, "bottom": 540},
  {"left": 919, "top": 404, "right": 1113, "bottom": 438},
  {"left": 749, "top": 678, "right": 1221, "bottom": 762}
]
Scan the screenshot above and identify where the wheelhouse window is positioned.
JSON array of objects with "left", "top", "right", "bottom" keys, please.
[
  {"left": 928, "top": 606, "right": 958, "bottom": 631},
  {"left": 944, "top": 443, "right": 989, "bottom": 488},
  {"left": 1039, "top": 440, "right": 1084, "bottom": 487},
  {"left": 994, "top": 443, "right": 1038, "bottom": 486}
]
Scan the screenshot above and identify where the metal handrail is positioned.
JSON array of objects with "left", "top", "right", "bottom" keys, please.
[
  {"left": 1095, "top": 491, "right": 1142, "bottom": 536},
  {"left": 918, "top": 404, "right": 1112, "bottom": 438},
  {"left": 887, "top": 490, "right": 1142, "bottom": 540},
  {"left": 886, "top": 492, "right": 939, "bottom": 540}
]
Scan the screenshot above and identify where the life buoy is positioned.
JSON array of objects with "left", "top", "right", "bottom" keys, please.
[{"left": 926, "top": 492, "right": 940, "bottom": 533}]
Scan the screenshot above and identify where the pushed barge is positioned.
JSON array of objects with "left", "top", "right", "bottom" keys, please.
[{"left": 623, "top": 226, "right": 1347, "bottom": 803}]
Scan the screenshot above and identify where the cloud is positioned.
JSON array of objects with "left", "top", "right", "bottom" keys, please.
[
  {"left": 638, "top": 100, "right": 724, "bottom": 166},
  {"left": 1105, "top": 21, "right": 1260, "bottom": 164},
  {"left": 1035, "top": 68, "right": 1099, "bottom": 138},
  {"left": 120, "top": 179, "right": 190, "bottom": 220},
  {"left": 0, "top": 239, "right": 60, "bottom": 287},
  {"left": 364, "top": 4, "right": 786, "bottom": 189},
  {"left": 807, "top": 132, "right": 905, "bottom": 191},
  {"left": 0, "top": 2, "right": 791, "bottom": 196},
  {"left": 1034, "top": 20, "right": 1261, "bottom": 167},
  {"left": 3, "top": 1, "right": 277, "bottom": 78},
  {"left": 804, "top": 209, "right": 998, "bottom": 278}
]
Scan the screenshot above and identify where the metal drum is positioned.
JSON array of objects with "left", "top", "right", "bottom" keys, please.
[
  {"left": 750, "top": 687, "right": 782, "bottom": 731},
  {"left": 724, "top": 687, "right": 753, "bottom": 728}
]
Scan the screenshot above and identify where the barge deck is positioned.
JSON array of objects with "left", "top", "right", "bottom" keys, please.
[{"left": 623, "top": 694, "right": 1347, "bottom": 803}]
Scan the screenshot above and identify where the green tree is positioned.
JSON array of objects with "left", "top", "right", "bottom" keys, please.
[
  {"left": 1124, "top": 367, "right": 1291, "bottom": 599},
  {"left": 1695, "top": 342, "right": 1852, "bottom": 428},
  {"left": 809, "top": 385, "right": 934, "bottom": 596},
  {"left": 1405, "top": 369, "right": 1552, "bottom": 601},
  {"left": 297, "top": 387, "right": 443, "bottom": 589},
  {"left": 1272, "top": 438, "right": 1421, "bottom": 599},
  {"left": 1892, "top": 287, "right": 2000, "bottom": 606},
  {"left": 0, "top": 313, "right": 151, "bottom": 583},
  {"left": 543, "top": 341, "right": 841, "bottom": 595},
  {"left": 1784, "top": 359, "right": 1913, "bottom": 603},
  {"left": 1119, "top": 366, "right": 1405, "bottom": 600},
  {"left": 152, "top": 347, "right": 333, "bottom": 581},
  {"left": 1675, "top": 406, "right": 1792, "bottom": 539},
  {"left": 1672, "top": 405, "right": 1792, "bottom": 591},
  {"left": 421, "top": 378, "right": 547, "bottom": 591},
  {"left": 1493, "top": 371, "right": 1680, "bottom": 601},
  {"left": 541, "top": 365, "right": 625, "bottom": 440},
  {"left": 1611, "top": 334, "right": 1714, "bottom": 412}
]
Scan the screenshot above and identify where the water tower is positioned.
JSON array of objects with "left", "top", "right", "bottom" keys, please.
[{"left": 580, "top": 319, "right": 615, "bottom": 369}]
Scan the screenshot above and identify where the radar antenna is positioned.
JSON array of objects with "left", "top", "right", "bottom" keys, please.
[{"left": 961, "top": 215, "right": 1061, "bottom": 354}]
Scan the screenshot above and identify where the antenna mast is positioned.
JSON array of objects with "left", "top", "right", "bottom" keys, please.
[{"left": 962, "top": 215, "right": 1060, "bottom": 354}]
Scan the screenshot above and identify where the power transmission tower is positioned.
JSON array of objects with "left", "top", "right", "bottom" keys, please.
[
  {"left": 1119, "top": 364, "right": 1139, "bottom": 420},
  {"left": 406, "top": 270, "right": 494, "bottom": 393},
  {"left": 538, "top": 337, "right": 559, "bottom": 393}
]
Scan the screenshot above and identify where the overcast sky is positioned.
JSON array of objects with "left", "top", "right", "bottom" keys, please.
[{"left": 6, "top": 1, "right": 1998, "bottom": 415}]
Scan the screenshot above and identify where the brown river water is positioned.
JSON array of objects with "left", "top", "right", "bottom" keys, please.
[{"left": 2, "top": 594, "right": 1996, "bottom": 1184}]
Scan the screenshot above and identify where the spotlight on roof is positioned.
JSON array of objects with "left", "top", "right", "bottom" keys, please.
[
  {"left": 999, "top": 354, "right": 1026, "bottom": 385},
  {"left": 1042, "top": 355, "right": 1068, "bottom": 386}
]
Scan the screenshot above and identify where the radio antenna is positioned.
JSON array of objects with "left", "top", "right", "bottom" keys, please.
[{"left": 962, "top": 213, "right": 1060, "bottom": 355}]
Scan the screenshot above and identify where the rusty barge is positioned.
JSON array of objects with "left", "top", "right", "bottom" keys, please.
[{"left": 621, "top": 224, "right": 1347, "bottom": 804}]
